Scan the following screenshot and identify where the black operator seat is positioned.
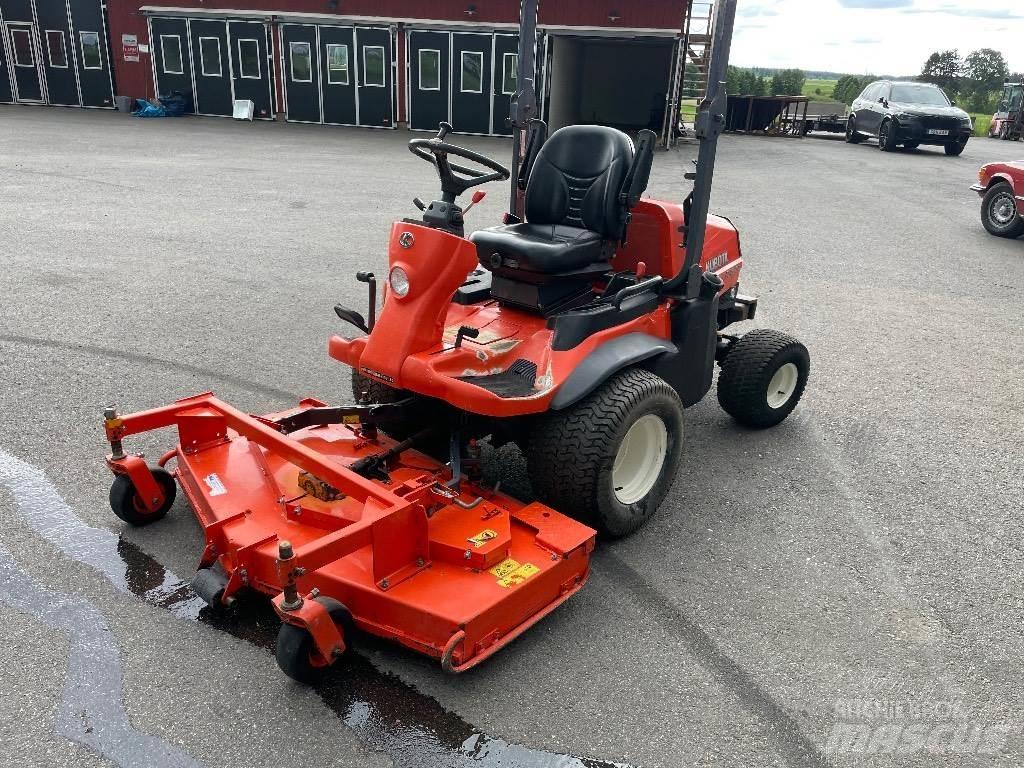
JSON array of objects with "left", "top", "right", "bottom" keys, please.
[{"left": 470, "top": 125, "right": 655, "bottom": 290}]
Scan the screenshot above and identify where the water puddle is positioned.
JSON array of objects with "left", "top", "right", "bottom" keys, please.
[
  {"left": 117, "top": 535, "right": 627, "bottom": 768},
  {"left": 0, "top": 448, "right": 628, "bottom": 768}
]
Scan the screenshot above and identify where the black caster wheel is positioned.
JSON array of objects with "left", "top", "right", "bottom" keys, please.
[
  {"left": 276, "top": 597, "right": 355, "bottom": 684},
  {"left": 109, "top": 467, "right": 177, "bottom": 526}
]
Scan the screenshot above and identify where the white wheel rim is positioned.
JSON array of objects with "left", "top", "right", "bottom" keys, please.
[
  {"left": 767, "top": 363, "right": 800, "bottom": 409},
  {"left": 612, "top": 414, "right": 669, "bottom": 505}
]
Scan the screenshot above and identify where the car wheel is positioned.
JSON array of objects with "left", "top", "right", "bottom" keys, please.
[
  {"left": 845, "top": 116, "right": 864, "bottom": 144},
  {"left": 999, "top": 124, "right": 1010, "bottom": 140},
  {"left": 981, "top": 182, "right": 1024, "bottom": 238},
  {"left": 878, "top": 120, "right": 898, "bottom": 152},
  {"left": 945, "top": 138, "right": 968, "bottom": 156}
]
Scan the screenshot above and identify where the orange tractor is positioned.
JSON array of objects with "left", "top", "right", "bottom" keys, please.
[{"left": 102, "top": 0, "right": 808, "bottom": 682}]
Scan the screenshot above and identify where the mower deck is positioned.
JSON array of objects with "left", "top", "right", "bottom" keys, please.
[{"left": 105, "top": 393, "right": 594, "bottom": 672}]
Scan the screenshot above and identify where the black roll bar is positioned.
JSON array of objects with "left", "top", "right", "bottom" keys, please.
[
  {"left": 662, "top": 0, "right": 738, "bottom": 296},
  {"left": 508, "top": 0, "right": 540, "bottom": 217}
]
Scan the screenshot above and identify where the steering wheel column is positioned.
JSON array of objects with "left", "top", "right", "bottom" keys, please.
[{"left": 408, "top": 123, "right": 511, "bottom": 235}]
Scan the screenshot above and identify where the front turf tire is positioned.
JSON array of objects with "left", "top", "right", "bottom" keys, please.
[
  {"left": 718, "top": 330, "right": 810, "bottom": 429},
  {"left": 981, "top": 182, "right": 1024, "bottom": 238},
  {"left": 351, "top": 371, "right": 403, "bottom": 404},
  {"left": 109, "top": 467, "right": 177, "bottom": 526},
  {"left": 527, "top": 368, "right": 684, "bottom": 539}
]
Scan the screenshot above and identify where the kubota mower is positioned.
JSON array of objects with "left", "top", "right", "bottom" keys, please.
[{"left": 102, "top": 0, "right": 808, "bottom": 682}]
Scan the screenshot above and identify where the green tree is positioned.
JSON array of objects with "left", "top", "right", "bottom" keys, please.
[
  {"left": 779, "top": 69, "right": 807, "bottom": 96},
  {"left": 920, "top": 50, "right": 962, "bottom": 92},
  {"left": 963, "top": 48, "right": 1009, "bottom": 97},
  {"left": 833, "top": 74, "right": 875, "bottom": 105}
]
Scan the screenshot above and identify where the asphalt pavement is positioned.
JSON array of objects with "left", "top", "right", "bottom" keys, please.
[{"left": 0, "top": 107, "right": 1021, "bottom": 768}]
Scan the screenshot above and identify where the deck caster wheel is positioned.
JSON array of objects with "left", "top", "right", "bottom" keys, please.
[
  {"left": 276, "top": 598, "right": 355, "bottom": 684},
  {"left": 191, "top": 563, "right": 231, "bottom": 608},
  {"left": 109, "top": 467, "right": 177, "bottom": 526},
  {"left": 527, "top": 368, "right": 684, "bottom": 539},
  {"left": 718, "top": 329, "right": 809, "bottom": 429}
]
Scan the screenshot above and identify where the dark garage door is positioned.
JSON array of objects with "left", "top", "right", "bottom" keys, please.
[
  {"left": 0, "top": 37, "right": 12, "bottom": 103},
  {"left": 190, "top": 19, "right": 232, "bottom": 116},
  {"left": 67, "top": 0, "right": 113, "bottom": 107},
  {"left": 451, "top": 32, "right": 491, "bottom": 136},
  {"left": 492, "top": 34, "right": 518, "bottom": 136},
  {"left": 409, "top": 30, "right": 519, "bottom": 136},
  {"left": 33, "top": 2, "right": 79, "bottom": 106},
  {"left": 228, "top": 20, "right": 273, "bottom": 119},
  {"left": 6, "top": 21, "right": 43, "bottom": 102},
  {"left": 319, "top": 24, "right": 356, "bottom": 126},
  {"left": 408, "top": 30, "right": 449, "bottom": 132},
  {"left": 150, "top": 17, "right": 194, "bottom": 112},
  {"left": 282, "top": 23, "right": 320, "bottom": 123},
  {"left": 353, "top": 26, "right": 393, "bottom": 128}
]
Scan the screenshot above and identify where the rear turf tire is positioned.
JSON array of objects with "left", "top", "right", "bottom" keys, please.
[
  {"left": 718, "top": 330, "right": 810, "bottom": 429},
  {"left": 109, "top": 467, "right": 177, "bottom": 526},
  {"left": 527, "top": 368, "right": 684, "bottom": 538},
  {"left": 981, "top": 182, "right": 1024, "bottom": 238}
]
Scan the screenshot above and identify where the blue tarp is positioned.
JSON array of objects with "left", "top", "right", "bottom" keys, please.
[
  {"left": 133, "top": 99, "right": 166, "bottom": 118},
  {"left": 132, "top": 91, "right": 188, "bottom": 118}
]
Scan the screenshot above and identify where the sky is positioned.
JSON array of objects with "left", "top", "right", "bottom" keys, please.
[{"left": 731, "top": 0, "right": 1023, "bottom": 76}]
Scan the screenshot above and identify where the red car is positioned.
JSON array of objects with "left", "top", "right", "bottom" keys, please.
[{"left": 972, "top": 162, "right": 1024, "bottom": 238}]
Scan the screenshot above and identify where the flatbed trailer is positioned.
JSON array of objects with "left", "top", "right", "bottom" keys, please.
[{"left": 803, "top": 113, "right": 848, "bottom": 135}]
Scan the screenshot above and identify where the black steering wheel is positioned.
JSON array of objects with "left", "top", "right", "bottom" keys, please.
[{"left": 409, "top": 122, "right": 511, "bottom": 201}]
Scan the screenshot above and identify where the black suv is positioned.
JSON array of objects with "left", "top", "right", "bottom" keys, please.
[{"left": 846, "top": 80, "right": 973, "bottom": 156}]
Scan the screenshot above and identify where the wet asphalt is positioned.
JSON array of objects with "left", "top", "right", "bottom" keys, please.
[{"left": 0, "top": 107, "right": 1021, "bottom": 768}]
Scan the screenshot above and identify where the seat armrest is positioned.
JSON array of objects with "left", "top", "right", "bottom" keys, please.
[{"left": 620, "top": 129, "right": 656, "bottom": 209}]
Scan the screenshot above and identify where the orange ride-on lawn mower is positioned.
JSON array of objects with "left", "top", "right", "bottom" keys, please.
[{"left": 102, "top": 0, "right": 808, "bottom": 682}]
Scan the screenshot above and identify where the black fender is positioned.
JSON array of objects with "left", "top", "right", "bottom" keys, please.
[{"left": 550, "top": 333, "right": 676, "bottom": 410}]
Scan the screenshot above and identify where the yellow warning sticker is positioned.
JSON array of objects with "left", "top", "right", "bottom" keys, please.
[
  {"left": 497, "top": 563, "right": 540, "bottom": 589},
  {"left": 468, "top": 529, "right": 499, "bottom": 548},
  {"left": 488, "top": 558, "right": 521, "bottom": 579}
]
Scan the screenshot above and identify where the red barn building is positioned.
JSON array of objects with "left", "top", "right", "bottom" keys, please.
[{"left": 3, "top": 1, "right": 696, "bottom": 141}]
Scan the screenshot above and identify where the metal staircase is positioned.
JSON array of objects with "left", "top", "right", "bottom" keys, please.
[{"left": 664, "top": 1, "right": 714, "bottom": 146}]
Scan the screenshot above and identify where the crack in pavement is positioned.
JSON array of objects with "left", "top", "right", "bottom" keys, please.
[{"left": 0, "top": 334, "right": 301, "bottom": 404}]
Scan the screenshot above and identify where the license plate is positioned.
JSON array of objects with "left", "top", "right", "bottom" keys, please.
[{"left": 927, "top": 129, "right": 950, "bottom": 136}]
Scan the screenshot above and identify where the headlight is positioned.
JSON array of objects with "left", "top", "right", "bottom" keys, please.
[
  {"left": 389, "top": 266, "right": 410, "bottom": 298},
  {"left": 896, "top": 113, "right": 917, "bottom": 122}
]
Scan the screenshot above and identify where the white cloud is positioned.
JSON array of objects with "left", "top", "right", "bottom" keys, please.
[{"left": 730, "top": 0, "right": 1023, "bottom": 75}]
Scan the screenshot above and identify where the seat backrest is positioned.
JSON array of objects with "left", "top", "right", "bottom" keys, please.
[{"left": 524, "top": 125, "right": 636, "bottom": 240}]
